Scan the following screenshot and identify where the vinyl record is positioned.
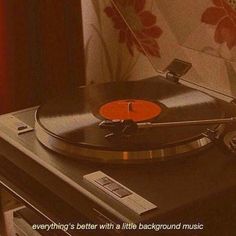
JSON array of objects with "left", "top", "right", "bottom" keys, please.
[{"left": 35, "top": 77, "right": 224, "bottom": 162}]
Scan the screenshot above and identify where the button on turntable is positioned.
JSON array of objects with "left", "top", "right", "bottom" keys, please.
[
  {"left": 0, "top": 115, "right": 34, "bottom": 135},
  {"left": 113, "top": 188, "right": 131, "bottom": 198},
  {"left": 95, "top": 177, "right": 112, "bottom": 186},
  {"left": 104, "top": 183, "right": 120, "bottom": 191},
  {"left": 84, "top": 171, "right": 157, "bottom": 215}
]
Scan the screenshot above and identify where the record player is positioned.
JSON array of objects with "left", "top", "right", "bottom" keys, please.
[
  {"left": 34, "top": 69, "right": 236, "bottom": 163},
  {"left": 31, "top": 56, "right": 236, "bottom": 164},
  {"left": 1, "top": 1, "right": 236, "bottom": 236},
  {"left": 0, "top": 72, "right": 236, "bottom": 235}
]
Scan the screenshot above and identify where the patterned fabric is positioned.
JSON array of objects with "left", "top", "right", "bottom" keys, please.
[
  {"left": 201, "top": 0, "right": 236, "bottom": 49},
  {"left": 104, "top": 0, "right": 162, "bottom": 57}
]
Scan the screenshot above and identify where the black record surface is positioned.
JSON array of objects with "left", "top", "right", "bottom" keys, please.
[{"left": 36, "top": 77, "right": 224, "bottom": 151}]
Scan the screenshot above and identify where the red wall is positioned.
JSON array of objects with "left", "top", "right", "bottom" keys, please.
[
  {"left": 0, "top": 0, "right": 85, "bottom": 114},
  {"left": 0, "top": 1, "right": 12, "bottom": 112}
]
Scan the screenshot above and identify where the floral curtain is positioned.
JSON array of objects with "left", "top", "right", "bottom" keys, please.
[
  {"left": 82, "top": 0, "right": 157, "bottom": 84},
  {"left": 82, "top": 0, "right": 236, "bottom": 98}
]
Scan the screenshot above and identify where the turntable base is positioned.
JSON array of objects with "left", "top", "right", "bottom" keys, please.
[{"left": 0, "top": 104, "right": 236, "bottom": 235}]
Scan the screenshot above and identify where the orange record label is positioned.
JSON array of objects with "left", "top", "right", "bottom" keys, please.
[{"left": 99, "top": 99, "right": 162, "bottom": 122}]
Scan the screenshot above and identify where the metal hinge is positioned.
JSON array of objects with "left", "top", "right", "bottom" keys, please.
[
  {"left": 231, "top": 98, "right": 236, "bottom": 105},
  {"left": 164, "top": 59, "right": 192, "bottom": 83}
]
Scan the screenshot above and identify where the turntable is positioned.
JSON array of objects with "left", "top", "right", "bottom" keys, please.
[
  {"left": 34, "top": 75, "right": 234, "bottom": 163},
  {"left": 0, "top": 73, "right": 236, "bottom": 235}
]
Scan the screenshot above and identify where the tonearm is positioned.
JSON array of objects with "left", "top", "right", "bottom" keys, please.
[{"left": 99, "top": 117, "right": 236, "bottom": 138}]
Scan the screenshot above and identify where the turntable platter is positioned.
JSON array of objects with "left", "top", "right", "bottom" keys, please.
[{"left": 35, "top": 77, "right": 224, "bottom": 162}]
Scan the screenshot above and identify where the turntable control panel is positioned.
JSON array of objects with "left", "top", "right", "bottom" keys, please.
[
  {"left": 1, "top": 115, "right": 33, "bottom": 135},
  {"left": 83, "top": 171, "right": 157, "bottom": 215}
]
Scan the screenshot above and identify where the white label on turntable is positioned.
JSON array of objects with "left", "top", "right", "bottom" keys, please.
[
  {"left": 83, "top": 171, "right": 157, "bottom": 215},
  {"left": 0, "top": 115, "right": 33, "bottom": 135}
]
